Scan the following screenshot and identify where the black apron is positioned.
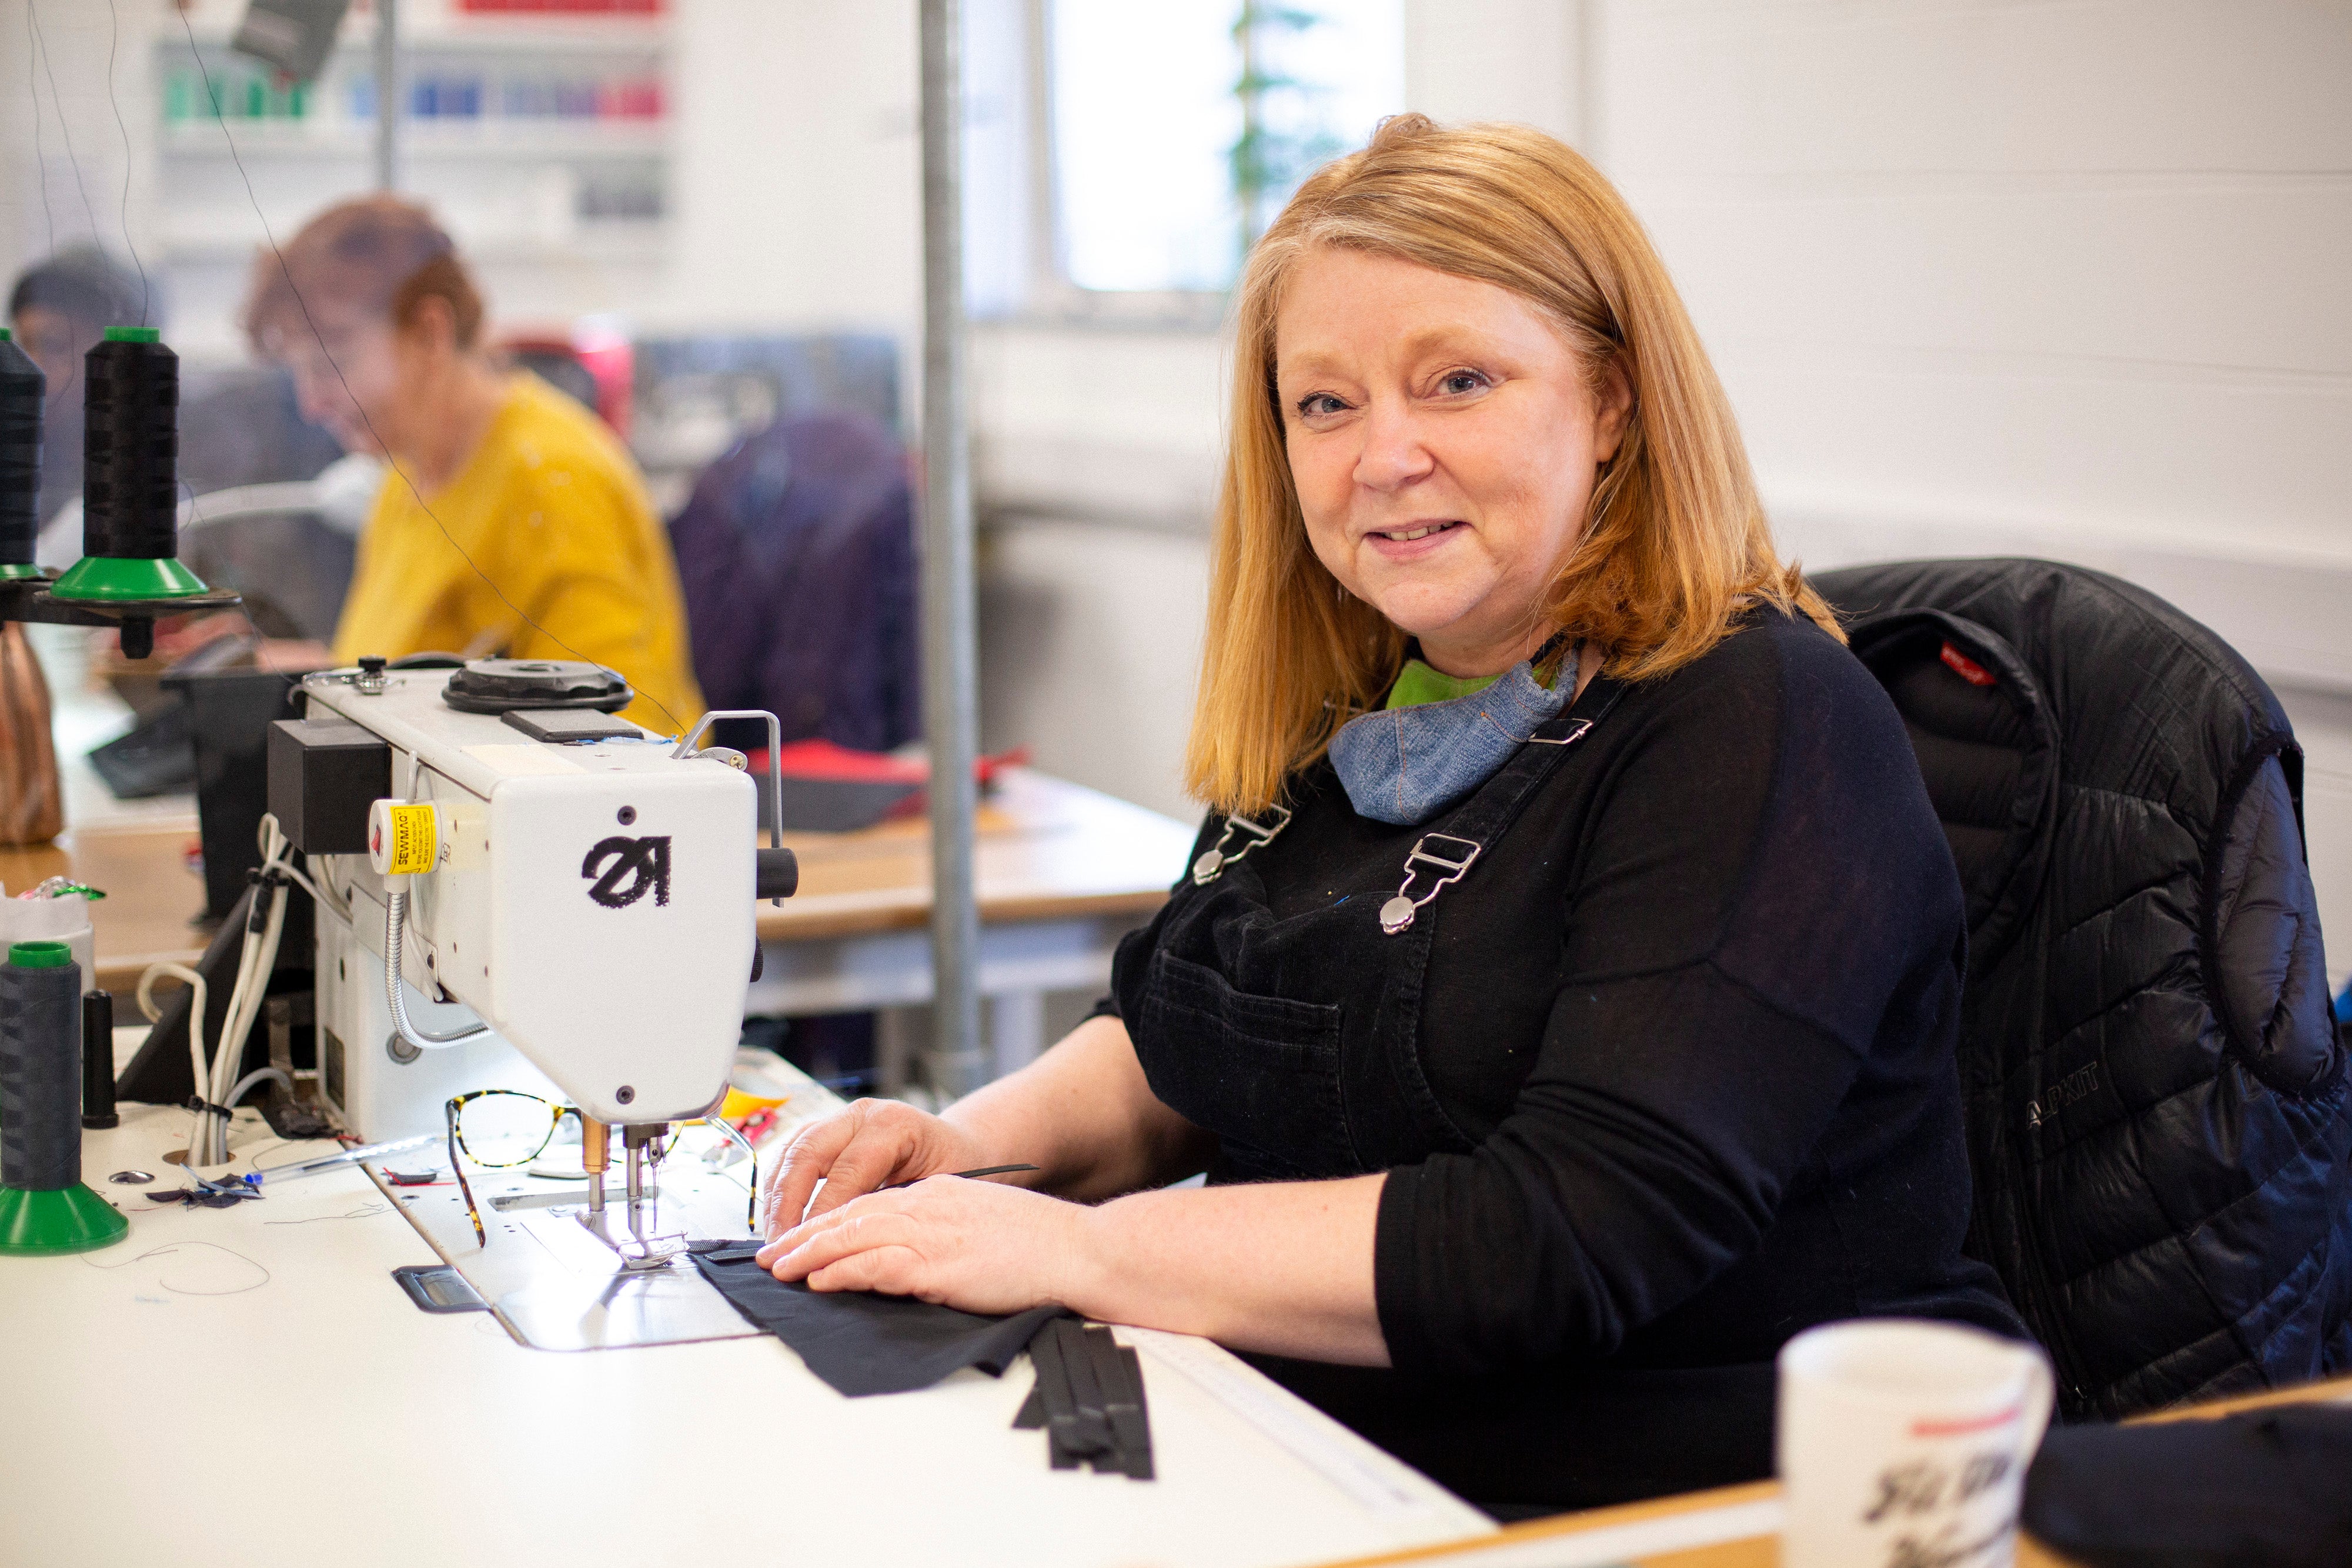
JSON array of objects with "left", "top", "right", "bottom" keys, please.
[
  {"left": 1124, "top": 672, "right": 1783, "bottom": 1513},
  {"left": 1130, "top": 674, "right": 1626, "bottom": 1183}
]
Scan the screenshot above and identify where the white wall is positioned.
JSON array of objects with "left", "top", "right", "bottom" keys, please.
[
  {"left": 0, "top": 0, "right": 155, "bottom": 312},
  {"left": 1588, "top": 0, "right": 2349, "bottom": 981},
  {"left": 978, "top": 517, "right": 1210, "bottom": 823},
  {"left": 659, "top": 0, "right": 921, "bottom": 345},
  {"left": 1598, "top": 0, "right": 2352, "bottom": 694}
]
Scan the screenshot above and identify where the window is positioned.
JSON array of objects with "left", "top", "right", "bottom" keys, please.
[{"left": 1041, "top": 0, "right": 1404, "bottom": 306}]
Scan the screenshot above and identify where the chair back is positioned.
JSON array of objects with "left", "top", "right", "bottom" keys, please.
[
  {"left": 178, "top": 482, "right": 356, "bottom": 642},
  {"left": 1815, "top": 557, "right": 2351, "bottom": 1419},
  {"left": 669, "top": 412, "right": 919, "bottom": 754}
]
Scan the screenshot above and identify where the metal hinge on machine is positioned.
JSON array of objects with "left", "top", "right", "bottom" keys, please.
[
  {"left": 1191, "top": 805, "right": 1293, "bottom": 885},
  {"left": 1379, "top": 833, "right": 1482, "bottom": 935}
]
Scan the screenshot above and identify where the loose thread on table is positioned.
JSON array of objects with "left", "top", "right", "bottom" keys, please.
[
  {"left": 264, "top": 1203, "right": 391, "bottom": 1226},
  {"left": 78, "top": 1241, "right": 272, "bottom": 1296}
]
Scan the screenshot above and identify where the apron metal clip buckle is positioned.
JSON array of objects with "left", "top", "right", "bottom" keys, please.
[
  {"left": 1192, "top": 805, "right": 1294, "bottom": 885},
  {"left": 1379, "top": 833, "right": 1482, "bottom": 935}
]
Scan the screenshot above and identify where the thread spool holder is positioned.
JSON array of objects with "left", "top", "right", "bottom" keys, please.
[
  {"left": 0, "top": 327, "right": 239, "bottom": 655},
  {"left": 0, "top": 579, "right": 240, "bottom": 661}
]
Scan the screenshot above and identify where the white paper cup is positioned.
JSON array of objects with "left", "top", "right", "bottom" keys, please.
[
  {"left": 1777, "top": 1319, "right": 2053, "bottom": 1568},
  {"left": 0, "top": 895, "right": 93, "bottom": 985}
]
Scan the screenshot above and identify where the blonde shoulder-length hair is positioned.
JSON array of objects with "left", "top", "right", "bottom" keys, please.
[{"left": 1185, "top": 114, "right": 1839, "bottom": 817}]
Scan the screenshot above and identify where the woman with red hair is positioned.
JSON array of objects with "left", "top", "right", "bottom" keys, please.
[{"left": 243, "top": 195, "right": 700, "bottom": 730}]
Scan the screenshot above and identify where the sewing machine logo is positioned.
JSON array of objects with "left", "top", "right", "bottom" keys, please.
[{"left": 583, "top": 835, "right": 672, "bottom": 909}]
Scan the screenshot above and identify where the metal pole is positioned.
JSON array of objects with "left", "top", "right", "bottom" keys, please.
[
  {"left": 373, "top": 0, "right": 400, "bottom": 191},
  {"left": 918, "top": 0, "right": 983, "bottom": 1100}
]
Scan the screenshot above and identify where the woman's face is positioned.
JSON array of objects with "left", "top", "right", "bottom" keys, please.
[
  {"left": 1274, "top": 246, "right": 1630, "bottom": 676},
  {"left": 268, "top": 308, "right": 405, "bottom": 458}
]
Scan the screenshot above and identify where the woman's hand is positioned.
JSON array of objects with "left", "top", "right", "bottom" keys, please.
[
  {"left": 757, "top": 1098, "right": 992, "bottom": 1239},
  {"left": 754, "top": 1175, "right": 1092, "bottom": 1315}
]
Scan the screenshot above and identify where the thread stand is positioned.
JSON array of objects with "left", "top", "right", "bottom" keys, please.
[
  {"left": 0, "top": 941, "right": 128, "bottom": 1256},
  {"left": 0, "top": 579, "right": 241, "bottom": 661}
]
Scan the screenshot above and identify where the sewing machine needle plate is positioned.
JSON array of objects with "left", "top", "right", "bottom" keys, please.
[{"left": 372, "top": 1160, "right": 766, "bottom": 1352}]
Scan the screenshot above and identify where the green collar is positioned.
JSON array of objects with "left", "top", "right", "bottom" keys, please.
[{"left": 1384, "top": 659, "right": 1503, "bottom": 710}]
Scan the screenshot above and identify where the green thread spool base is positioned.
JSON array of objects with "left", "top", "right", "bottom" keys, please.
[
  {"left": 49, "top": 556, "right": 211, "bottom": 603},
  {"left": 0, "top": 1184, "right": 130, "bottom": 1255},
  {"left": 0, "top": 563, "right": 48, "bottom": 581}
]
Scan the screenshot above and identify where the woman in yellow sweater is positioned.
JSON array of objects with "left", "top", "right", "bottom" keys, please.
[{"left": 241, "top": 196, "right": 701, "bottom": 731}]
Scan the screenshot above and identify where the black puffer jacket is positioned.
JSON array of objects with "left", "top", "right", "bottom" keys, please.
[{"left": 1814, "top": 559, "right": 2351, "bottom": 1419}]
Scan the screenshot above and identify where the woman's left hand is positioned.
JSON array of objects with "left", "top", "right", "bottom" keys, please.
[{"left": 752, "top": 1175, "right": 1096, "bottom": 1316}]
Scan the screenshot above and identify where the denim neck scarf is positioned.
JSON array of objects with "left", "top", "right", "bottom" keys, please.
[{"left": 1329, "top": 654, "right": 1569, "bottom": 825}]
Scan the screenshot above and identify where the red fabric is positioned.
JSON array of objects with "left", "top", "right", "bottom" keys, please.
[
  {"left": 1939, "top": 641, "right": 1997, "bottom": 687},
  {"left": 749, "top": 740, "right": 1030, "bottom": 785}
]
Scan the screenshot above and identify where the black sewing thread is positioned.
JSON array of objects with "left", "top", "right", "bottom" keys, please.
[
  {"left": 0, "top": 335, "right": 42, "bottom": 570},
  {"left": 0, "top": 951, "right": 85, "bottom": 1192},
  {"left": 80, "top": 333, "right": 178, "bottom": 562}
]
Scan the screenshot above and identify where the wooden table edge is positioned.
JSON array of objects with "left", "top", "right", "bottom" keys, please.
[
  {"left": 1311, "top": 1480, "right": 1781, "bottom": 1568},
  {"left": 756, "top": 887, "right": 1171, "bottom": 942},
  {"left": 1306, "top": 1370, "right": 2352, "bottom": 1568}
]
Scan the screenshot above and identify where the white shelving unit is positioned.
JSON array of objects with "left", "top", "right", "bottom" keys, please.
[{"left": 149, "top": 0, "right": 673, "bottom": 359}]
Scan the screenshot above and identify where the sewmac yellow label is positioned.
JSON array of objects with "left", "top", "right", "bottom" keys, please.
[{"left": 376, "top": 803, "right": 437, "bottom": 875}]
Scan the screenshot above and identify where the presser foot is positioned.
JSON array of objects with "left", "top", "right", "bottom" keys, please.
[{"left": 574, "top": 1205, "right": 689, "bottom": 1271}]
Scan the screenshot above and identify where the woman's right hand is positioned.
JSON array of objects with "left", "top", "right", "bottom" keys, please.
[{"left": 757, "top": 1099, "right": 993, "bottom": 1241}]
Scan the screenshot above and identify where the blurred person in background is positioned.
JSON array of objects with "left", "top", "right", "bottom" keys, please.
[
  {"left": 8, "top": 244, "right": 153, "bottom": 563},
  {"left": 239, "top": 195, "right": 701, "bottom": 730}
]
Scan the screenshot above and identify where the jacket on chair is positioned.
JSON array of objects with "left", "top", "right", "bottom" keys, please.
[{"left": 1815, "top": 558, "right": 2351, "bottom": 1420}]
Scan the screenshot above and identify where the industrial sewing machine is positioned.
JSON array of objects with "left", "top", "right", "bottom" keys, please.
[{"left": 269, "top": 656, "right": 797, "bottom": 1247}]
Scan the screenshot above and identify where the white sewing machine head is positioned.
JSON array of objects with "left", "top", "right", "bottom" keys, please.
[{"left": 270, "top": 660, "right": 790, "bottom": 1141}]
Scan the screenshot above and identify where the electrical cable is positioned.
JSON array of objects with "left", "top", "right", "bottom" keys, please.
[
  {"left": 136, "top": 960, "right": 212, "bottom": 1164},
  {"left": 137, "top": 815, "right": 305, "bottom": 1165},
  {"left": 220, "top": 1066, "right": 292, "bottom": 1110},
  {"left": 383, "top": 890, "right": 487, "bottom": 1051},
  {"left": 217, "top": 819, "right": 292, "bottom": 1074}
]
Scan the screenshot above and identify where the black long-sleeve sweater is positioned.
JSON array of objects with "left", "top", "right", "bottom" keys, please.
[{"left": 1108, "top": 614, "right": 2022, "bottom": 1385}]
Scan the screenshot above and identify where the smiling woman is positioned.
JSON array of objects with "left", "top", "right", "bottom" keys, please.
[
  {"left": 1191, "top": 115, "right": 1839, "bottom": 816},
  {"left": 756, "top": 115, "right": 2022, "bottom": 1517}
]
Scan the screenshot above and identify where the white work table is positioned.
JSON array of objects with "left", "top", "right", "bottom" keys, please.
[{"left": 1, "top": 1106, "right": 1491, "bottom": 1568}]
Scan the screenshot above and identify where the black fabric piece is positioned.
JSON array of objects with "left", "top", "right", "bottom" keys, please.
[
  {"left": 1030, "top": 1318, "right": 1086, "bottom": 1468},
  {"left": 1245, "top": 1353, "right": 1778, "bottom": 1516},
  {"left": 1019, "top": 1320, "right": 1155, "bottom": 1478},
  {"left": 1099, "top": 1340, "right": 1155, "bottom": 1480},
  {"left": 1820, "top": 560, "right": 2351, "bottom": 1419},
  {"left": 1110, "top": 614, "right": 2018, "bottom": 1503},
  {"left": 690, "top": 1241, "right": 1065, "bottom": 1397},
  {"left": 145, "top": 1185, "right": 258, "bottom": 1208},
  {"left": 2021, "top": 1405, "right": 2352, "bottom": 1568},
  {"left": 1058, "top": 1322, "right": 1116, "bottom": 1458}
]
